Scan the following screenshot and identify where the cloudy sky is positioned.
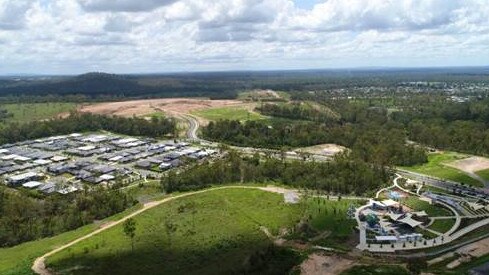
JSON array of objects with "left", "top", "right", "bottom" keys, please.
[{"left": 0, "top": 0, "right": 488, "bottom": 74}]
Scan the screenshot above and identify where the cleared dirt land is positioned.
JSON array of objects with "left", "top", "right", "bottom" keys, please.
[
  {"left": 446, "top": 156, "right": 489, "bottom": 174},
  {"left": 300, "top": 253, "right": 354, "bottom": 275},
  {"left": 295, "top": 143, "right": 347, "bottom": 157},
  {"left": 79, "top": 98, "right": 246, "bottom": 117}
]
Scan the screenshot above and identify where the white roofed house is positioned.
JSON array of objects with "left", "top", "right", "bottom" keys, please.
[
  {"left": 22, "top": 181, "right": 44, "bottom": 189},
  {"left": 6, "top": 172, "right": 43, "bottom": 186}
]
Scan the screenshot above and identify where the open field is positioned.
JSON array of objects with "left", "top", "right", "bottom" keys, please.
[
  {"left": 401, "top": 152, "right": 484, "bottom": 187},
  {"left": 0, "top": 205, "right": 141, "bottom": 275},
  {"left": 191, "top": 106, "right": 265, "bottom": 122},
  {"left": 46, "top": 188, "right": 303, "bottom": 275},
  {"left": 0, "top": 102, "right": 78, "bottom": 124},
  {"left": 78, "top": 98, "right": 246, "bottom": 118}
]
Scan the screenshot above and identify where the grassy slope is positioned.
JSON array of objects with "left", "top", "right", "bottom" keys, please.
[
  {"left": 0, "top": 205, "right": 142, "bottom": 275},
  {"left": 401, "top": 152, "right": 483, "bottom": 187},
  {"left": 192, "top": 106, "right": 265, "bottom": 122},
  {"left": 1, "top": 102, "right": 78, "bottom": 124},
  {"left": 46, "top": 188, "right": 302, "bottom": 275}
]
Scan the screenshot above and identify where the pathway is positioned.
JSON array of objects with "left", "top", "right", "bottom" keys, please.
[
  {"left": 32, "top": 185, "right": 296, "bottom": 275},
  {"left": 356, "top": 174, "right": 467, "bottom": 252}
]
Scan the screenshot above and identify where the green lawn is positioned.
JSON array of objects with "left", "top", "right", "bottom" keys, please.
[
  {"left": 428, "top": 219, "right": 456, "bottom": 233},
  {"left": 192, "top": 106, "right": 265, "bottom": 122},
  {"left": 46, "top": 188, "right": 303, "bottom": 275},
  {"left": 475, "top": 168, "right": 489, "bottom": 181},
  {"left": 403, "top": 196, "right": 453, "bottom": 217},
  {"left": 0, "top": 102, "right": 78, "bottom": 124},
  {"left": 0, "top": 205, "right": 142, "bottom": 275},
  {"left": 400, "top": 152, "right": 483, "bottom": 187}
]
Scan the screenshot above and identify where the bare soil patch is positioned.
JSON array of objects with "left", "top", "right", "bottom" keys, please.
[
  {"left": 300, "top": 253, "right": 355, "bottom": 275},
  {"left": 295, "top": 144, "right": 347, "bottom": 157},
  {"left": 446, "top": 156, "right": 489, "bottom": 173},
  {"left": 79, "top": 98, "right": 245, "bottom": 118}
]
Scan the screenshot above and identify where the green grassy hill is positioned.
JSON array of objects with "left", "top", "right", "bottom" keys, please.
[{"left": 46, "top": 188, "right": 303, "bottom": 275}]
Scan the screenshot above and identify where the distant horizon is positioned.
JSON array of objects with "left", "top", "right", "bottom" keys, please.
[{"left": 3, "top": 64, "right": 489, "bottom": 77}]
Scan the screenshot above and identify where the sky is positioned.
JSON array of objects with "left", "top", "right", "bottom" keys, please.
[{"left": 0, "top": 0, "right": 489, "bottom": 74}]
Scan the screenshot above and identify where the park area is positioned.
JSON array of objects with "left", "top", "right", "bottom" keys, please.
[{"left": 401, "top": 152, "right": 485, "bottom": 187}]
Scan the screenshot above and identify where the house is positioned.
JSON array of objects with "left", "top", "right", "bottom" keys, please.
[
  {"left": 84, "top": 176, "right": 104, "bottom": 184},
  {"left": 89, "top": 165, "right": 116, "bottom": 174},
  {"left": 75, "top": 170, "right": 92, "bottom": 180},
  {"left": 38, "top": 182, "right": 57, "bottom": 194},
  {"left": 47, "top": 164, "right": 69, "bottom": 175},
  {"left": 57, "top": 185, "right": 78, "bottom": 195},
  {"left": 6, "top": 172, "right": 42, "bottom": 186},
  {"left": 159, "top": 162, "right": 171, "bottom": 170},
  {"left": 34, "top": 159, "right": 52, "bottom": 166},
  {"left": 51, "top": 155, "right": 69, "bottom": 162},
  {"left": 165, "top": 152, "right": 181, "bottom": 160},
  {"left": 119, "top": 156, "right": 134, "bottom": 163},
  {"left": 22, "top": 181, "right": 44, "bottom": 189},
  {"left": 99, "top": 174, "right": 115, "bottom": 181},
  {"left": 170, "top": 159, "right": 182, "bottom": 168},
  {"left": 136, "top": 160, "right": 151, "bottom": 169}
]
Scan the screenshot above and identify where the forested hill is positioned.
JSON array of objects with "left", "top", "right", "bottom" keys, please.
[{"left": 0, "top": 72, "right": 239, "bottom": 99}]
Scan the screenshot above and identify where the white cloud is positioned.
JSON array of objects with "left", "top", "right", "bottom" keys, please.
[
  {"left": 77, "top": 0, "right": 178, "bottom": 12},
  {"left": 0, "top": 0, "right": 33, "bottom": 30},
  {"left": 0, "top": 0, "right": 488, "bottom": 74}
]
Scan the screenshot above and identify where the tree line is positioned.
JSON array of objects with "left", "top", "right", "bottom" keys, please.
[
  {"left": 391, "top": 97, "right": 489, "bottom": 156},
  {"left": 161, "top": 151, "right": 389, "bottom": 195},
  {"left": 0, "top": 112, "right": 176, "bottom": 145},
  {"left": 255, "top": 102, "right": 339, "bottom": 124},
  {"left": 202, "top": 119, "right": 426, "bottom": 167},
  {"left": 0, "top": 186, "right": 135, "bottom": 247}
]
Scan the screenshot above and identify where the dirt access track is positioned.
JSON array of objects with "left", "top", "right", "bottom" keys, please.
[{"left": 78, "top": 98, "right": 246, "bottom": 118}]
